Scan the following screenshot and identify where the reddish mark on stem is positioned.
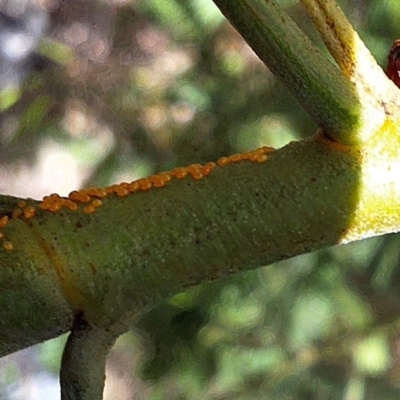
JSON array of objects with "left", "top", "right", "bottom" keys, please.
[
  {"left": 23, "top": 206, "right": 36, "bottom": 219},
  {"left": 386, "top": 39, "right": 400, "bottom": 88}
]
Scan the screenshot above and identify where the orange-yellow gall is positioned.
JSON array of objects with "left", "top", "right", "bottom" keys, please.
[
  {"left": 79, "top": 191, "right": 91, "bottom": 203},
  {"left": 171, "top": 167, "right": 188, "bottom": 179},
  {"left": 217, "top": 156, "right": 229, "bottom": 166},
  {"left": 189, "top": 163, "right": 202, "bottom": 170},
  {"left": 63, "top": 199, "right": 78, "bottom": 211},
  {"left": 255, "top": 154, "right": 268, "bottom": 163},
  {"left": 148, "top": 175, "right": 166, "bottom": 188},
  {"left": 190, "top": 170, "right": 204, "bottom": 180},
  {"left": 0, "top": 215, "right": 9, "bottom": 228},
  {"left": 23, "top": 206, "right": 36, "bottom": 219},
  {"left": 83, "top": 205, "right": 96, "bottom": 214},
  {"left": 12, "top": 208, "right": 22, "bottom": 219},
  {"left": 48, "top": 202, "right": 63, "bottom": 212},
  {"left": 38, "top": 193, "right": 65, "bottom": 213},
  {"left": 91, "top": 199, "right": 103, "bottom": 208},
  {"left": 149, "top": 173, "right": 172, "bottom": 188},
  {"left": 153, "top": 180, "right": 167, "bottom": 188},
  {"left": 48, "top": 193, "right": 62, "bottom": 201},
  {"left": 68, "top": 190, "right": 79, "bottom": 200},
  {"left": 240, "top": 151, "right": 251, "bottom": 160},
  {"left": 3, "top": 241, "right": 13, "bottom": 250},
  {"left": 147, "top": 175, "right": 156, "bottom": 183},
  {"left": 114, "top": 185, "right": 130, "bottom": 197},
  {"left": 138, "top": 179, "right": 152, "bottom": 191},
  {"left": 202, "top": 162, "right": 216, "bottom": 176},
  {"left": 86, "top": 188, "right": 107, "bottom": 198},
  {"left": 159, "top": 172, "right": 172, "bottom": 182},
  {"left": 222, "top": 146, "right": 274, "bottom": 164},
  {"left": 128, "top": 181, "right": 140, "bottom": 192},
  {"left": 247, "top": 153, "right": 257, "bottom": 162},
  {"left": 68, "top": 190, "right": 91, "bottom": 203},
  {"left": 228, "top": 153, "right": 243, "bottom": 163},
  {"left": 38, "top": 202, "right": 47, "bottom": 210},
  {"left": 39, "top": 196, "right": 52, "bottom": 209},
  {"left": 187, "top": 164, "right": 204, "bottom": 180},
  {"left": 259, "top": 146, "right": 274, "bottom": 154},
  {"left": 105, "top": 185, "right": 116, "bottom": 194}
]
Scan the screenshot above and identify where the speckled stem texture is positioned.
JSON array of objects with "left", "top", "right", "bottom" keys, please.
[{"left": 3, "top": 128, "right": 400, "bottom": 361}]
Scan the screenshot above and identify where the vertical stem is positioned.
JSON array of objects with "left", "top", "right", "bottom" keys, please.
[{"left": 60, "top": 316, "right": 120, "bottom": 400}]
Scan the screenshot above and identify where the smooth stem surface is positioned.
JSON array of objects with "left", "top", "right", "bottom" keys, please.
[{"left": 211, "top": 0, "right": 361, "bottom": 143}]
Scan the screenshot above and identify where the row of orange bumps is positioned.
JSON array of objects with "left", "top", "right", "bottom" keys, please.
[{"left": 0, "top": 146, "right": 273, "bottom": 250}]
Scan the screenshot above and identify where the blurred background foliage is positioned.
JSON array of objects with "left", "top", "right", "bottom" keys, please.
[{"left": 0, "top": 0, "right": 400, "bottom": 399}]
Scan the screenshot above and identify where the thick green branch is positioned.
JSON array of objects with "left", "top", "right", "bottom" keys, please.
[{"left": 2, "top": 124, "right": 400, "bottom": 359}]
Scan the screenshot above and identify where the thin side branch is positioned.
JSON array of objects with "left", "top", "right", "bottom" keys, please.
[
  {"left": 212, "top": 0, "right": 361, "bottom": 143},
  {"left": 300, "top": 0, "right": 400, "bottom": 142},
  {"left": 60, "top": 319, "right": 119, "bottom": 400}
]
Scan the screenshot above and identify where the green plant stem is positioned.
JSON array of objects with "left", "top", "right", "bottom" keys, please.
[
  {"left": 211, "top": 0, "right": 363, "bottom": 143},
  {"left": 60, "top": 321, "right": 119, "bottom": 400},
  {"left": 299, "top": 0, "right": 400, "bottom": 142},
  {"left": 2, "top": 126, "right": 400, "bottom": 361}
]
